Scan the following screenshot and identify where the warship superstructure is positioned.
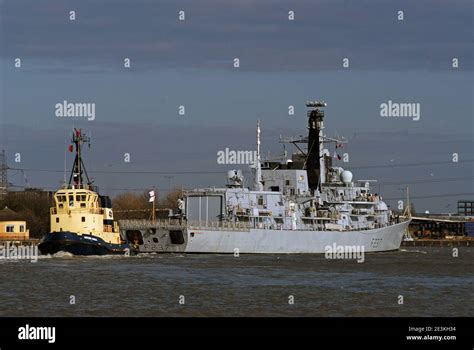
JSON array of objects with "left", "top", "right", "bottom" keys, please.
[
  {"left": 39, "top": 129, "right": 131, "bottom": 256},
  {"left": 121, "top": 102, "right": 410, "bottom": 253}
]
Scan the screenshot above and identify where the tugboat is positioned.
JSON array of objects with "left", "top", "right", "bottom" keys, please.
[{"left": 38, "top": 129, "right": 132, "bottom": 256}]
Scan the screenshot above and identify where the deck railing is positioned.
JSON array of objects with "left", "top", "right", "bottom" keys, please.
[
  {"left": 50, "top": 207, "right": 104, "bottom": 215},
  {"left": 118, "top": 217, "right": 410, "bottom": 232}
]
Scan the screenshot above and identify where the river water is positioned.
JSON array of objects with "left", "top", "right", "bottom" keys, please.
[{"left": 0, "top": 247, "right": 472, "bottom": 317}]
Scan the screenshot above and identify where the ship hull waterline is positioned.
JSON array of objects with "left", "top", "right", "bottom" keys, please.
[
  {"left": 127, "top": 220, "right": 411, "bottom": 254},
  {"left": 38, "top": 232, "right": 132, "bottom": 256}
]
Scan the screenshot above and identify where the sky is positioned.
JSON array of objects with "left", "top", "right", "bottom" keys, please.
[{"left": 0, "top": 0, "right": 473, "bottom": 213}]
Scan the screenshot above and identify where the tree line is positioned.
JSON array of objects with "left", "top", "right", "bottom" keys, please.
[{"left": 0, "top": 189, "right": 182, "bottom": 238}]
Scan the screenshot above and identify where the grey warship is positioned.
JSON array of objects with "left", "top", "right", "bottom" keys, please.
[{"left": 120, "top": 101, "right": 410, "bottom": 253}]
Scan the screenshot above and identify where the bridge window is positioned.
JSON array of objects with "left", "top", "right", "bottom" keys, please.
[
  {"left": 76, "top": 195, "right": 87, "bottom": 202},
  {"left": 6, "top": 225, "right": 14, "bottom": 232},
  {"left": 56, "top": 218, "right": 59, "bottom": 223},
  {"left": 81, "top": 217, "right": 85, "bottom": 222}
]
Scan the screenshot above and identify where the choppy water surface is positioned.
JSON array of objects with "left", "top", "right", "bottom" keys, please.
[{"left": 0, "top": 248, "right": 472, "bottom": 316}]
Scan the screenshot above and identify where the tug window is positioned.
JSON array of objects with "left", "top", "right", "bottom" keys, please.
[
  {"left": 19, "top": 225, "right": 25, "bottom": 232},
  {"left": 81, "top": 217, "right": 86, "bottom": 222},
  {"left": 56, "top": 218, "right": 59, "bottom": 223},
  {"left": 6, "top": 225, "right": 14, "bottom": 233}
]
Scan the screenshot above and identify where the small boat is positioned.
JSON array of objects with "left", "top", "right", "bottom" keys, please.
[{"left": 38, "top": 129, "right": 132, "bottom": 256}]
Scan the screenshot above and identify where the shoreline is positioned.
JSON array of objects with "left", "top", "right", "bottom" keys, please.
[{"left": 402, "top": 238, "right": 472, "bottom": 247}]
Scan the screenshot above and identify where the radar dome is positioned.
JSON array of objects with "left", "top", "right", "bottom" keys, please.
[
  {"left": 227, "top": 170, "right": 243, "bottom": 185},
  {"left": 340, "top": 170, "right": 353, "bottom": 183}
]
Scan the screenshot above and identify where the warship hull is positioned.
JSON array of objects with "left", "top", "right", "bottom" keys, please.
[{"left": 122, "top": 220, "right": 410, "bottom": 254}]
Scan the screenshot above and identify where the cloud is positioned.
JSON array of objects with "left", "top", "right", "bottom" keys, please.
[{"left": 1, "top": 0, "right": 472, "bottom": 71}]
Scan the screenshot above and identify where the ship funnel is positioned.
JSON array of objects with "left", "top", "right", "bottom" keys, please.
[{"left": 306, "top": 101, "right": 326, "bottom": 192}]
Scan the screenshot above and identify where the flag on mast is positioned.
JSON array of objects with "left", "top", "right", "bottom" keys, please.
[{"left": 149, "top": 190, "right": 155, "bottom": 202}]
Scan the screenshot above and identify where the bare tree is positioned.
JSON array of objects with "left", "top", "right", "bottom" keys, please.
[
  {"left": 113, "top": 191, "right": 150, "bottom": 220},
  {"left": 1, "top": 191, "right": 53, "bottom": 238},
  {"left": 158, "top": 188, "right": 183, "bottom": 210}
]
